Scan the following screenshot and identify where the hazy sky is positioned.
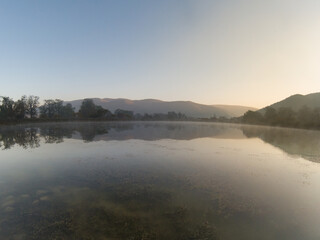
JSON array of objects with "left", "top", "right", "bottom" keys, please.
[{"left": 1, "top": 0, "right": 320, "bottom": 108}]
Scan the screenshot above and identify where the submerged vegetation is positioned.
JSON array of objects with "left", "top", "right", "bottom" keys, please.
[
  {"left": 1, "top": 122, "right": 316, "bottom": 239},
  {"left": 0, "top": 167, "right": 221, "bottom": 239}
]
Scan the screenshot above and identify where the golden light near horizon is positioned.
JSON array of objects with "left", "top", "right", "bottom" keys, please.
[
  {"left": 2, "top": 2, "right": 320, "bottom": 239},
  {"left": 0, "top": 0, "right": 320, "bottom": 108},
  {"left": 186, "top": 0, "right": 320, "bottom": 108}
]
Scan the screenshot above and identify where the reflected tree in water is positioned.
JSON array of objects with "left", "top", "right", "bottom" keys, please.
[
  {"left": 40, "top": 126, "right": 75, "bottom": 144},
  {"left": 77, "top": 125, "right": 109, "bottom": 142},
  {"left": 0, "top": 123, "right": 110, "bottom": 149},
  {"left": 0, "top": 128, "right": 40, "bottom": 149}
]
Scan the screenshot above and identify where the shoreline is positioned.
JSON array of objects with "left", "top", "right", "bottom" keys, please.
[{"left": 1, "top": 119, "right": 320, "bottom": 132}]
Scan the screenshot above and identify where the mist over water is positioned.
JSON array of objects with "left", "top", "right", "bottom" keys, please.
[{"left": 0, "top": 122, "right": 320, "bottom": 239}]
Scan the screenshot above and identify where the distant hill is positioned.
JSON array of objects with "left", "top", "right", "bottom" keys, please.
[
  {"left": 66, "top": 98, "right": 256, "bottom": 118},
  {"left": 259, "top": 92, "right": 320, "bottom": 113}
]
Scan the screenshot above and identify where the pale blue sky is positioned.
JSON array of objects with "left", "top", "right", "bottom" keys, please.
[{"left": 1, "top": 0, "right": 320, "bottom": 108}]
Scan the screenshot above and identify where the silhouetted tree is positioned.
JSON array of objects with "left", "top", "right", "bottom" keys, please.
[
  {"left": 61, "top": 103, "right": 75, "bottom": 119},
  {"left": 79, "top": 99, "right": 97, "bottom": 118},
  {"left": 91, "top": 105, "right": 111, "bottom": 118},
  {"left": 14, "top": 95, "right": 27, "bottom": 119},
  {"left": 277, "top": 107, "right": 296, "bottom": 127},
  {"left": 311, "top": 108, "right": 320, "bottom": 128},
  {"left": 142, "top": 113, "right": 153, "bottom": 120},
  {"left": 114, "top": 109, "right": 134, "bottom": 120},
  {"left": 264, "top": 107, "right": 277, "bottom": 125},
  {"left": 0, "top": 97, "right": 15, "bottom": 120},
  {"left": 39, "top": 99, "right": 74, "bottom": 119},
  {"left": 26, "top": 96, "right": 39, "bottom": 118},
  {"left": 242, "top": 110, "right": 263, "bottom": 124},
  {"left": 79, "top": 99, "right": 110, "bottom": 119},
  {"left": 297, "top": 106, "right": 314, "bottom": 128},
  {"left": 40, "top": 100, "right": 55, "bottom": 118},
  {"left": 167, "top": 111, "right": 178, "bottom": 120}
]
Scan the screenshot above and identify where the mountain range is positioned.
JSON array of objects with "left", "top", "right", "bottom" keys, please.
[
  {"left": 66, "top": 98, "right": 257, "bottom": 118},
  {"left": 259, "top": 92, "right": 320, "bottom": 113}
]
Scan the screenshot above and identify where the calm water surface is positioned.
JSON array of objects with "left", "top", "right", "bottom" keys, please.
[{"left": 0, "top": 122, "right": 320, "bottom": 240}]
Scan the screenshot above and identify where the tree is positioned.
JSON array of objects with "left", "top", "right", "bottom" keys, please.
[
  {"left": 142, "top": 113, "right": 152, "bottom": 120},
  {"left": 114, "top": 109, "right": 134, "bottom": 120},
  {"left": 53, "top": 99, "right": 64, "bottom": 117},
  {"left": 92, "top": 105, "right": 110, "bottom": 118},
  {"left": 177, "top": 112, "right": 187, "bottom": 120},
  {"left": 297, "top": 106, "right": 313, "bottom": 128},
  {"left": 79, "top": 99, "right": 110, "bottom": 119},
  {"left": 311, "top": 108, "right": 320, "bottom": 128},
  {"left": 40, "top": 99, "right": 75, "bottom": 119},
  {"left": 40, "top": 100, "right": 55, "bottom": 118},
  {"left": 61, "top": 103, "right": 75, "bottom": 119},
  {"left": 0, "top": 96, "right": 15, "bottom": 120},
  {"left": 26, "top": 96, "right": 39, "bottom": 118},
  {"left": 14, "top": 95, "right": 27, "bottom": 119},
  {"left": 242, "top": 110, "right": 263, "bottom": 124},
  {"left": 277, "top": 107, "right": 296, "bottom": 127},
  {"left": 264, "top": 107, "right": 277, "bottom": 125},
  {"left": 168, "top": 111, "right": 178, "bottom": 120},
  {"left": 79, "top": 99, "right": 97, "bottom": 118}
]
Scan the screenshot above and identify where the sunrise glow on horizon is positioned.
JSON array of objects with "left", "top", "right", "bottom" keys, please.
[{"left": 1, "top": 0, "right": 320, "bottom": 108}]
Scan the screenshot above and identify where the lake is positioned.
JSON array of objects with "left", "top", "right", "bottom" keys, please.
[{"left": 0, "top": 122, "right": 320, "bottom": 240}]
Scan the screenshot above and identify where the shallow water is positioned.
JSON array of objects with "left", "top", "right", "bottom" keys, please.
[{"left": 0, "top": 122, "right": 320, "bottom": 239}]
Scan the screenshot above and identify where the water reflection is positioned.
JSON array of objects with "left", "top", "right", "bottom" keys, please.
[
  {"left": 0, "top": 122, "right": 320, "bottom": 239},
  {"left": 242, "top": 125, "right": 320, "bottom": 162},
  {"left": 0, "top": 122, "right": 243, "bottom": 149},
  {"left": 0, "top": 127, "right": 40, "bottom": 149},
  {"left": 1, "top": 122, "right": 320, "bottom": 163}
]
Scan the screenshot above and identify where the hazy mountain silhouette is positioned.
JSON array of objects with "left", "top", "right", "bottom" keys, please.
[
  {"left": 259, "top": 92, "right": 320, "bottom": 112},
  {"left": 66, "top": 98, "right": 256, "bottom": 118}
]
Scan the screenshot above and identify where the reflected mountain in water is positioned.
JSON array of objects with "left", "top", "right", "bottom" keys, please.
[
  {"left": 242, "top": 125, "right": 320, "bottom": 162},
  {"left": 1, "top": 122, "right": 320, "bottom": 239},
  {"left": 0, "top": 122, "right": 244, "bottom": 150},
  {"left": 1, "top": 122, "right": 320, "bottom": 162}
]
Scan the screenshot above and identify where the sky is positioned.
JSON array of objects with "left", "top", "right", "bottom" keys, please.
[{"left": 1, "top": 0, "right": 320, "bottom": 108}]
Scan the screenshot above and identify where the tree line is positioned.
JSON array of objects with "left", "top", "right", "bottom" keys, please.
[
  {"left": 242, "top": 106, "right": 320, "bottom": 129},
  {"left": 0, "top": 96, "right": 188, "bottom": 122},
  {"left": 0, "top": 95, "right": 39, "bottom": 120},
  {"left": 3, "top": 95, "right": 320, "bottom": 130}
]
